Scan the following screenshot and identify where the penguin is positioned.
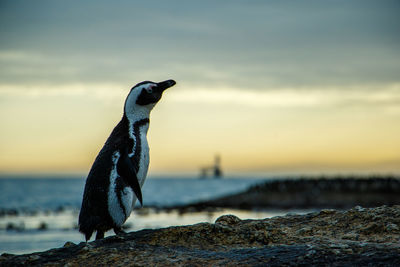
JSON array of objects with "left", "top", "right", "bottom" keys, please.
[{"left": 78, "top": 79, "right": 176, "bottom": 241}]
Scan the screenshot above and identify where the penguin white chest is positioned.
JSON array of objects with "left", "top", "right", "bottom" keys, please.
[
  {"left": 108, "top": 151, "right": 133, "bottom": 226},
  {"left": 137, "top": 126, "right": 150, "bottom": 186}
]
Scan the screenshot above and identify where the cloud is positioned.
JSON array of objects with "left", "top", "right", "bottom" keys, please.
[
  {"left": 0, "top": 1, "right": 399, "bottom": 90},
  {"left": 167, "top": 83, "right": 400, "bottom": 112},
  {"left": 1, "top": 81, "right": 400, "bottom": 115}
]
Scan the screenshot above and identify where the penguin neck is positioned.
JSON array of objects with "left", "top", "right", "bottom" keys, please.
[
  {"left": 124, "top": 111, "right": 150, "bottom": 140},
  {"left": 126, "top": 105, "right": 150, "bottom": 121},
  {"left": 126, "top": 116, "right": 149, "bottom": 133},
  {"left": 125, "top": 114, "right": 150, "bottom": 158}
]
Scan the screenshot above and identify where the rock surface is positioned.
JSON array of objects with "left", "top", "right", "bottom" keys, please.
[{"left": 1, "top": 205, "right": 400, "bottom": 266}]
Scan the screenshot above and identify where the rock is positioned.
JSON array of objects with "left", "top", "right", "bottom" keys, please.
[
  {"left": 37, "top": 222, "right": 48, "bottom": 231},
  {"left": 5, "top": 222, "right": 25, "bottom": 232},
  {"left": 215, "top": 214, "right": 241, "bottom": 226},
  {"left": 63, "top": 242, "right": 76, "bottom": 248},
  {"left": 1, "top": 205, "right": 399, "bottom": 266}
]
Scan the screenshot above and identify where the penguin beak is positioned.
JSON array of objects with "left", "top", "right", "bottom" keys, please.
[{"left": 156, "top": 79, "right": 176, "bottom": 92}]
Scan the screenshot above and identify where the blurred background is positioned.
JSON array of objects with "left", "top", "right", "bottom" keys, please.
[{"left": 1, "top": 0, "right": 399, "bottom": 255}]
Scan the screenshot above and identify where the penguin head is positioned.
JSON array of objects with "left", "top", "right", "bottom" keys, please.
[{"left": 124, "top": 79, "right": 176, "bottom": 118}]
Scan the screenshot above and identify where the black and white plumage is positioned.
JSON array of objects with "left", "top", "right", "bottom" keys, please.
[{"left": 78, "top": 79, "right": 176, "bottom": 241}]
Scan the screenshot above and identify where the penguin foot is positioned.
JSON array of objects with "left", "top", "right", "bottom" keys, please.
[
  {"left": 113, "top": 227, "right": 126, "bottom": 236},
  {"left": 84, "top": 232, "right": 92, "bottom": 242},
  {"left": 95, "top": 230, "right": 104, "bottom": 240}
]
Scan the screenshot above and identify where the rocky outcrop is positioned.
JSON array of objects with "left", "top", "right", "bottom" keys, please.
[
  {"left": 173, "top": 177, "right": 400, "bottom": 211},
  {"left": 1, "top": 205, "right": 400, "bottom": 266}
]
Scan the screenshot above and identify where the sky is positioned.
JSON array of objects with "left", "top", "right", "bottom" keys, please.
[{"left": 0, "top": 0, "right": 400, "bottom": 176}]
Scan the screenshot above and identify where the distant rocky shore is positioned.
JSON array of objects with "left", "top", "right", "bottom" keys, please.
[
  {"left": 1, "top": 205, "right": 400, "bottom": 266},
  {"left": 171, "top": 176, "right": 400, "bottom": 212}
]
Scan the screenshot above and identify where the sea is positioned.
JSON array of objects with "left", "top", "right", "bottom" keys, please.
[{"left": 0, "top": 175, "right": 304, "bottom": 255}]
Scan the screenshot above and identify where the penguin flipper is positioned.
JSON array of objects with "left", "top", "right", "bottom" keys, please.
[{"left": 117, "top": 150, "right": 143, "bottom": 206}]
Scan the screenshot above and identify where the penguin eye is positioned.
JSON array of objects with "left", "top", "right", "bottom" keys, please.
[{"left": 146, "top": 84, "right": 156, "bottom": 94}]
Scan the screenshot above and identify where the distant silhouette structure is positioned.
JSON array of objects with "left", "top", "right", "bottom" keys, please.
[{"left": 200, "top": 155, "right": 222, "bottom": 178}]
